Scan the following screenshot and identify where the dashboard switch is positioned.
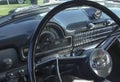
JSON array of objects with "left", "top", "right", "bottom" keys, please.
[
  {"left": 6, "top": 73, "right": 15, "bottom": 80},
  {"left": 18, "top": 69, "right": 25, "bottom": 76},
  {"left": 3, "top": 58, "right": 13, "bottom": 69}
]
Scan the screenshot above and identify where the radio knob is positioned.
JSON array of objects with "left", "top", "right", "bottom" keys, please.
[
  {"left": 107, "top": 19, "right": 115, "bottom": 26},
  {"left": 88, "top": 23, "right": 95, "bottom": 29},
  {"left": 3, "top": 58, "right": 13, "bottom": 69},
  {"left": 6, "top": 73, "right": 15, "bottom": 80},
  {"left": 18, "top": 69, "right": 25, "bottom": 76}
]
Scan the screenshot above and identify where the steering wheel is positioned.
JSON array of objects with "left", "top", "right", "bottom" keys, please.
[{"left": 27, "top": 0, "right": 120, "bottom": 82}]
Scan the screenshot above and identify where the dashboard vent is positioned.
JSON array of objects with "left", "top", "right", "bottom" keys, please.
[{"left": 73, "top": 25, "right": 120, "bottom": 48}]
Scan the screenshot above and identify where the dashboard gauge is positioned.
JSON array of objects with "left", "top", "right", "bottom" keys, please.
[
  {"left": 35, "top": 26, "right": 72, "bottom": 54},
  {"left": 37, "top": 27, "right": 59, "bottom": 52}
]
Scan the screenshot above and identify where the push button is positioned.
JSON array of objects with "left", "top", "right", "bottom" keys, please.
[
  {"left": 18, "top": 69, "right": 25, "bottom": 76},
  {"left": 6, "top": 73, "right": 16, "bottom": 80}
]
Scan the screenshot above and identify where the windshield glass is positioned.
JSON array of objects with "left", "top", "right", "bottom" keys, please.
[{"left": 0, "top": 0, "right": 120, "bottom": 17}]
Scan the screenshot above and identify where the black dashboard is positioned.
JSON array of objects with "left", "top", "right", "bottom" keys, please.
[{"left": 0, "top": 4, "right": 120, "bottom": 82}]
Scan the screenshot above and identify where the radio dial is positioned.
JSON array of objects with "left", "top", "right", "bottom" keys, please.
[
  {"left": 88, "top": 23, "right": 95, "bottom": 29},
  {"left": 3, "top": 58, "right": 13, "bottom": 69}
]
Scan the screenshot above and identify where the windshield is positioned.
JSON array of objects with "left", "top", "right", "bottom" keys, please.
[{"left": 0, "top": 0, "right": 120, "bottom": 17}]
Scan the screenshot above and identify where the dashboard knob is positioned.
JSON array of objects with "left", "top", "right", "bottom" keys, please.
[
  {"left": 6, "top": 73, "right": 15, "bottom": 80},
  {"left": 3, "top": 58, "right": 13, "bottom": 69},
  {"left": 88, "top": 23, "right": 95, "bottom": 29},
  {"left": 18, "top": 69, "right": 25, "bottom": 76},
  {"left": 107, "top": 19, "right": 115, "bottom": 26}
]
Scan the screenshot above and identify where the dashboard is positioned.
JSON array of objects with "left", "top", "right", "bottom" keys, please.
[{"left": 0, "top": 4, "right": 120, "bottom": 82}]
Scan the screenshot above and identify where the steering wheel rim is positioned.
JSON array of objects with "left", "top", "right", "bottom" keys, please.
[{"left": 27, "top": 1, "right": 120, "bottom": 82}]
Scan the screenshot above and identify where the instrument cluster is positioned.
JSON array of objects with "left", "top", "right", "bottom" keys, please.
[{"left": 22, "top": 23, "right": 72, "bottom": 59}]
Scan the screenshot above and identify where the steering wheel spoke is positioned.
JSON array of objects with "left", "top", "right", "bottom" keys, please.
[{"left": 36, "top": 55, "right": 87, "bottom": 69}]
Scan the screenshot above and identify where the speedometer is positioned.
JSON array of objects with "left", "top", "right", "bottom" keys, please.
[
  {"left": 37, "top": 27, "right": 59, "bottom": 52},
  {"left": 35, "top": 25, "right": 72, "bottom": 55}
]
